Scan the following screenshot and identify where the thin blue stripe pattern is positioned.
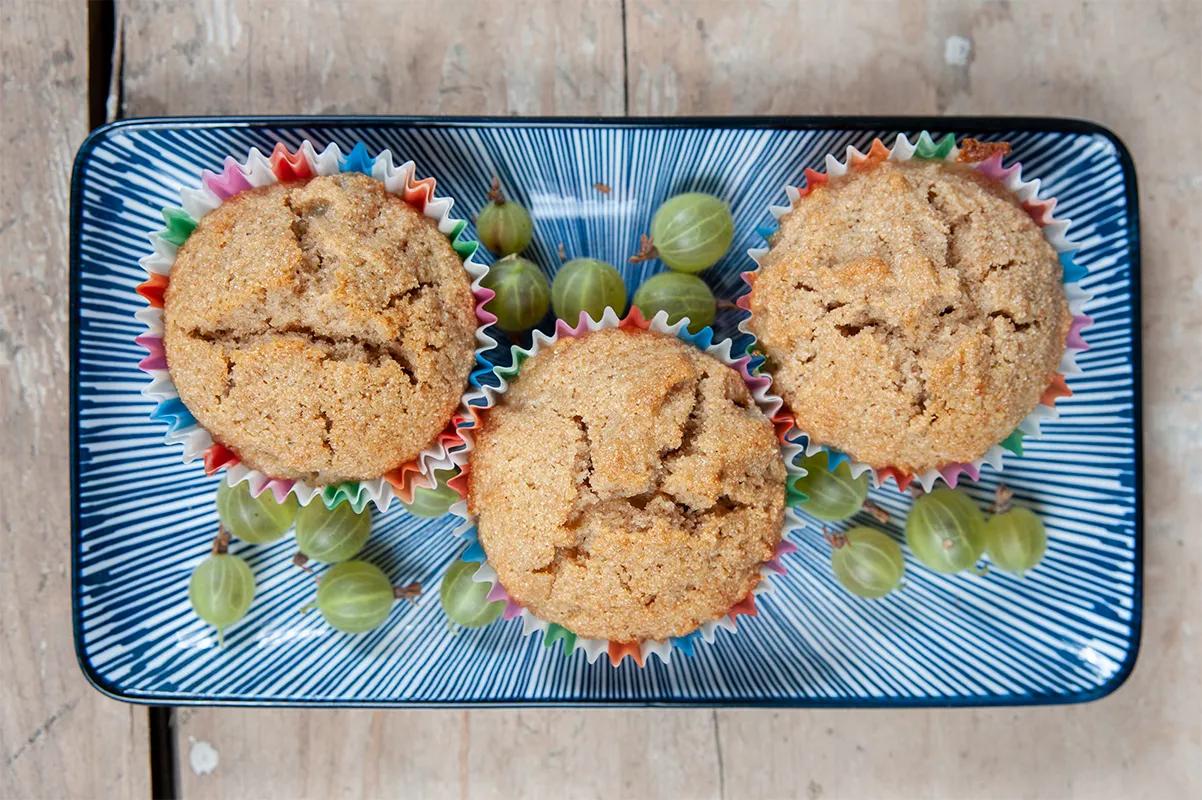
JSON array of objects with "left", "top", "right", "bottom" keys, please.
[{"left": 73, "top": 121, "right": 1138, "bottom": 706}]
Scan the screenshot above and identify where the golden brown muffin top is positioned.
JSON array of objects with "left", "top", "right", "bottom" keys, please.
[
  {"left": 163, "top": 174, "right": 476, "bottom": 484},
  {"left": 467, "top": 329, "right": 786, "bottom": 642},
  {"left": 747, "top": 160, "right": 1070, "bottom": 473}
]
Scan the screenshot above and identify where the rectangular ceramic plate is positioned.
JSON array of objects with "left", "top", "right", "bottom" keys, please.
[{"left": 71, "top": 117, "right": 1141, "bottom": 707}]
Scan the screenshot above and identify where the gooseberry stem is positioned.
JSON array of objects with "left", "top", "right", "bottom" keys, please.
[
  {"left": 212, "top": 526, "right": 230, "bottom": 555},
  {"left": 863, "top": 500, "right": 890, "bottom": 524},
  {"left": 292, "top": 552, "right": 315, "bottom": 577},
  {"left": 487, "top": 176, "right": 506, "bottom": 205},
  {"left": 822, "top": 527, "right": 848, "bottom": 549},
  {"left": 992, "top": 483, "right": 1014, "bottom": 515},
  {"left": 394, "top": 582, "right": 422, "bottom": 603},
  {"left": 628, "top": 233, "right": 657, "bottom": 263}
]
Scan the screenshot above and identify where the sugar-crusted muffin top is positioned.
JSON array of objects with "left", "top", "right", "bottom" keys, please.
[
  {"left": 747, "top": 160, "right": 1071, "bottom": 474},
  {"left": 163, "top": 174, "right": 476, "bottom": 484},
  {"left": 467, "top": 328, "right": 786, "bottom": 643}
]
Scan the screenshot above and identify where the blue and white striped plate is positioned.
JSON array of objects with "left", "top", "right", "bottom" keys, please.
[{"left": 70, "top": 118, "right": 1141, "bottom": 707}]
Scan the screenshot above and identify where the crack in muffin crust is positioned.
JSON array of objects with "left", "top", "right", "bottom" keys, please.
[
  {"left": 748, "top": 160, "right": 1071, "bottom": 473},
  {"left": 162, "top": 174, "right": 477, "bottom": 484},
  {"left": 186, "top": 326, "right": 421, "bottom": 385},
  {"left": 467, "top": 329, "right": 786, "bottom": 642}
]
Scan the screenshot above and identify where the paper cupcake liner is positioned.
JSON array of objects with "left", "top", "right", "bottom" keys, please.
[
  {"left": 737, "top": 132, "right": 1094, "bottom": 493},
  {"left": 443, "top": 306, "right": 806, "bottom": 667},
  {"left": 135, "top": 141, "right": 500, "bottom": 511}
]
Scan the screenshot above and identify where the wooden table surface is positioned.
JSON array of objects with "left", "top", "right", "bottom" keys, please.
[{"left": 2, "top": 1, "right": 1199, "bottom": 797}]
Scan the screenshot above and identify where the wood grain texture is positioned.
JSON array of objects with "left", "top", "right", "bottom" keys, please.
[
  {"left": 118, "top": 0, "right": 625, "bottom": 116},
  {"left": 26, "top": 0, "right": 1197, "bottom": 798},
  {"left": 172, "top": 707, "right": 721, "bottom": 798},
  {"left": 0, "top": 2, "right": 151, "bottom": 798}
]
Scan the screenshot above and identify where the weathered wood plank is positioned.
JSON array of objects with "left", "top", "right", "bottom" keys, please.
[
  {"left": 630, "top": 1, "right": 1202, "bottom": 798},
  {"left": 119, "top": 0, "right": 625, "bottom": 116},
  {"left": 174, "top": 707, "right": 722, "bottom": 798},
  {"left": 0, "top": 2, "right": 151, "bottom": 798}
]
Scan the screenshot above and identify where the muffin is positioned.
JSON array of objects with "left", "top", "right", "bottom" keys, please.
[
  {"left": 467, "top": 328, "right": 786, "bottom": 643},
  {"left": 163, "top": 173, "right": 477, "bottom": 484},
  {"left": 747, "top": 159, "right": 1071, "bottom": 474}
]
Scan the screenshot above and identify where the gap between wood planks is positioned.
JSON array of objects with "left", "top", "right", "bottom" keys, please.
[
  {"left": 88, "top": 0, "right": 122, "bottom": 127},
  {"left": 87, "top": 2, "right": 176, "bottom": 798},
  {"left": 620, "top": 0, "right": 630, "bottom": 114}
]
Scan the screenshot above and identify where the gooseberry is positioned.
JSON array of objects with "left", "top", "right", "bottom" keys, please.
[
  {"left": 830, "top": 526, "right": 905, "bottom": 599},
  {"left": 215, "top": 480, "right": 297, "bottom": 544},
  {"left": 550, "top": 258, "right": 627, "bottom": 324},
  {"left": 650, "top": 192, "right": 734, "bottom": 273},
  {"left": 440, "top": 560, "right": 505, "bottom": 628},
  {"left": 315, "top": 560, "right": 396, "bottom": 634},
  {"left": 476, "top": 178, "right": 533, "bottom": 256},
  {"left": 295, "top": 500, "right": 371, "bottom": 564},
  {"left": 792, "top": 451, "right": 869, "bottom": 521},
  {"left": 985, "top": 506, "right": 1047, "bottom": 575},
  {"left": 905, "top": 488, "right": 987, "bottom": 573},
  {"left": 631, "top": 272, "right": 716, "bottom": 332},
  {"left": 481, "top": 255, "right": 550, "bottom": 333}
]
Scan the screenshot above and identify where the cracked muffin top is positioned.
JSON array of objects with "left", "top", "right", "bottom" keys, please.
[
  {"left": 747, "top": 160, "right": 1070, "bottom": 474},
  {"left": 467, "top": 328, "right": 786, "bottom": 643},
  {"left": 163, "top": 173, "right": 476, "bottom": 484}
]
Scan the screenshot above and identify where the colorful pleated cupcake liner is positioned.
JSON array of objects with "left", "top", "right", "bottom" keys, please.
[
  {"left": 135, "top": 140, "right": 500, "bottom": 512},
  {"left": 737, "top": 131, "right": 1094, "bottom": 493},
  {"left": 443, "top": 306, "right": 807, "bottom": 667}
]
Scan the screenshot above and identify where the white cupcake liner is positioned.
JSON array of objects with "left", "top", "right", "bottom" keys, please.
[
  {"left": 135, "top": 141, "right": 499, "bottom": 512},
  {"left": 445, "top": 306, "right": 806, "bottom": 667},
  {"left": 737, "top": 132, "right": 1094, "bottom": 493}
]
